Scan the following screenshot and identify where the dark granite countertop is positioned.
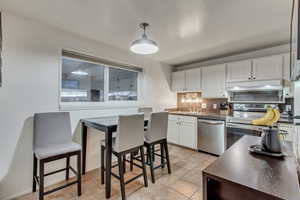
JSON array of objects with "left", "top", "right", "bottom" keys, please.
[
  {"left": 167, "top": 111, "right": 227, "bottom": 121},
  {"left": 167, "top": 111, "right": 294, "bottom": 124},
  {"left": 203, "top": 136, "right": 300, "bottom": 200}
]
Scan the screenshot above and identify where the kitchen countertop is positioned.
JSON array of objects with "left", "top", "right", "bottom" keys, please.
[
  {"left": 203, "top": 135, "right": 300, "bottom": 200},
  {"left": 168, "top": 111, "right": 294, "bottom": 124},
  {"left": 168, "top": 111, "right": 227, "bottom": 121}
]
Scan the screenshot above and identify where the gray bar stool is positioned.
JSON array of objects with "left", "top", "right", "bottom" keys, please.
[
  {"left": 100, "top": 114, "right": 148, "bottom": 200},
  {"left": 132, "top": 112, "right": 171, "bottom": 183},
  {"left": 32, "top": 112, "right": 82, "bottom": 200},
  {"left": 138, "top": 107, "right": 153, "bottom": 121}
]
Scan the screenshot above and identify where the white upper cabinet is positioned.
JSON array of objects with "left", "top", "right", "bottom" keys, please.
[
  {"left": 202, "top": 64, "right": 226, "bottom": 98},
  {"left": 172, "top": 71, "right": 186, "bottom": 91},
  {"left": 172, "top": 68, "right": 201, "bottom": 92},
  {"left": 226, "top": 60, "right": 252, "bottom": 82},
  {"left": 252, "top": 55, "right": 283, "bottom": 81},
  {"left": 186, "top": 68, "right": 201, "bottom": 91}
]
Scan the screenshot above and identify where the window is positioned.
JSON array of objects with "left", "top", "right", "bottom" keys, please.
[
  {"left": 109, "top": 68, "right": 138, "bottom": 101},
  {"left": 61, "top": 53, "right": 139, "bottom": 104},
  {"left": 61, "top": 58, "right": 105, "bottom": 102}
]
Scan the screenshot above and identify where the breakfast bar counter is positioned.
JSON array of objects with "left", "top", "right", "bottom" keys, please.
[{"left": 203, "top": 136, "right": 300, "bottom": 200}]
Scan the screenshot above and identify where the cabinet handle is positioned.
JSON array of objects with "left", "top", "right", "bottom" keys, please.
[{"left": 253, "top": 77, "right": 256, "bottom": 80}]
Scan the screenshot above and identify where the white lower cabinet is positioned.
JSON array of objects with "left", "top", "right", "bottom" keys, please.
[
  {"left": 179, "top": 122, "right": 197, "bottom": 149},
  {"left": 167, "top": 119, "right": 180, "bottom": 144},
  {"left": 167, "top": 115, "right": 197, "bottom": 149}
]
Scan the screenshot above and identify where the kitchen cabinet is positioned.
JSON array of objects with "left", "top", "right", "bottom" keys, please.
[
  {"left": 179, "top": 121, "right": 197, "bottom": 149},
  {"left": 226, "top": 55, "right": 284, "bottom": 83},
  {"left": 167, "top": 118, "right": 180, "bottom": 144},
  {"left": 172, "top": 68, "right": 201, "bottom": 92},
  {"left": 167, "top": 115, "right": 197, "bottom": 149},
  {"left": 186, "top": 68, "right": 201, "bottom": 91},
  {"left": 202, "top": 64, "right": 226, "bottom": 98},
  {"left": 172, "top": 71, "right": 186, "bottom": 91},
  {"left": 252, "top": 55, "right": 283, "bottom": 81},
  {"left": 226, "top": 60, "right": 252, "bottom": 82}
]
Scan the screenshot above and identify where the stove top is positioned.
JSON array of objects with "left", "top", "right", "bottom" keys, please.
[{"left": 226, "top": 112, "right": 265, "bottom": 124}]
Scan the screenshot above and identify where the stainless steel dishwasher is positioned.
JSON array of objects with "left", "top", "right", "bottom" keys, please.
[{"left": 197, "top": 119, "right": 226, "bottom": 155}]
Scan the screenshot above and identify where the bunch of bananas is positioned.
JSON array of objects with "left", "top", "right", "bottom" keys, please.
[{"left": 251, "top": 107, "right": 280, "bottom": 126}]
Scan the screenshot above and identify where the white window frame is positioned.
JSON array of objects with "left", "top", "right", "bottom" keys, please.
[{"left": 59, "top": 55, "right": 141, "bottom": 111}]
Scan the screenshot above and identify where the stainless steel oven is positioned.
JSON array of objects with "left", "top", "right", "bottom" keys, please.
[{"left": 226, "top": 122, "right": 263, "bottom": 149}]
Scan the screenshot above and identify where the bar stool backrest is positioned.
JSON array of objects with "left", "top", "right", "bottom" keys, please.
[
  {"left": 145, "top": 112, "right": 169, "bottom": 143},
  {"left": 34, "top": 112, "right": 72, "bottom": 150},
  {"left": 115, "top": 114, "right": 145, "bottom": 152},
  {"left": 138, "top": 107, "right": 153, "bottom": 119}
]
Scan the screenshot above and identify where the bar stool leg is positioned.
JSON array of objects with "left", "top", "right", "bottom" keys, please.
[
  {"left": 140, "top": 147, "right": 148, "bottom": 187},
  {"left": 123, "top": 155, "right": 126, "bottom": 173},
  {"left": 146, "top": 148, "right": 149, "bottom": 164},
  {"left": 163, "top": 139, "right": 171, "bottom": 174},
  {"left": 77, "top": 151, "right": 82, "bottom": 196},
  {"left": 147, "top": 144, "right": 155, "bottom": 183},
  {"left": 130, "top": 152, "right": 134, "bottom": 171},
  {"left": 118, "top": 154, "right": 126, "bottom": 200},
  {"left": 101, "top": 145, "right": 105, "bottom": 185},
  {"left": 160, "top": 142, "right": 165, "bottom": 168},
  {"left": 39, "top": 160, "right": 44, "bottom": 200},
  {"left": 152, "top": 144, "right": 155, "bottom": 162},
  {"left": 66, "top": 155, "right": 70, "bottom": 180},
  {"left": 32, "top": 154, "right": 37, "bottom": 192}
]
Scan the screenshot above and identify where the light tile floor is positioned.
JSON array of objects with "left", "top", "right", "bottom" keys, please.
[{"left": 15, "top": 144, "right": 217, "bottom": 200}]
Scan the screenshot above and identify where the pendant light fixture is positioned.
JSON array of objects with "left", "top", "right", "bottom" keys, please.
[{"left": 130, "top": 23, "right": 159, "bottom": 55}]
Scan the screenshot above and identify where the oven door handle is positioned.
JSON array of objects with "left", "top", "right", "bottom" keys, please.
[
  {"left": 226, "top": 123, "right": 245, "bottom": 128},
  {"left": 226, "top": 123, "right": 264, "bottom": 133}
]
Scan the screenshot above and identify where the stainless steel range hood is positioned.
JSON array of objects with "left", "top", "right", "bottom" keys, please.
[
  {"left": 226, "top": 80, "right": 283, "bottom": 92},
  {"left": 226, "top": 80, "right": 284, "bottom": 103}
]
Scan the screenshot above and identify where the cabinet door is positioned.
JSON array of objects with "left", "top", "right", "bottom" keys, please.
[
  {"left": 202, "top": 64, "right": 226, "bottom": 98},
  {"left": 167, "top": 119, "right": 179, "bottom": 144},
  {"left": 252, "top": 55, "right": 283, "bottom": 80},
  {"left": 172, "top": 71, "right": 186, "bottom": 91},
  {"left": 226, "top": 60, "right": 252, "bottom": 82},
  {"left": 186, "top": 68, "right": 201, "bottom": 91},
  {"left": 179, "top": 122, "right": 197, "bottom": 149}
]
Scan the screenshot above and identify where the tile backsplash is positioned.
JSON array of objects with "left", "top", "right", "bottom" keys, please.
[{"left": 177, "top": 92, "right": 227, "bottom": 112}]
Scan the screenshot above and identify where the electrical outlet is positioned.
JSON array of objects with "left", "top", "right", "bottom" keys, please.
[
  {"left": 201, "top": 103, "right": 207, "bottom": 109},
  {"left": 213, "top": 104, "right": 217, "bottom": 109}
]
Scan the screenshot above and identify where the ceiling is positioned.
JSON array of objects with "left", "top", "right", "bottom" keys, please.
[{"left": 0, "top": 0, "right": 293, "bottom": 66}]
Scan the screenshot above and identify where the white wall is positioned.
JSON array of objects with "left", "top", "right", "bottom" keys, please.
[
  {"left": 0, "top": 12, "right": 176, "bottom": 200},
  {"left": 175, "top": 44, "right": 291, "bottom": 71}
]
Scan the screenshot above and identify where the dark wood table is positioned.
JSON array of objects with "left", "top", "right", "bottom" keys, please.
[
  {"left": 80, "top": 116, "right": 148, "bottom": 199},
  {"left": 203, "top": 135, "right": 300, "bottom": 200}
]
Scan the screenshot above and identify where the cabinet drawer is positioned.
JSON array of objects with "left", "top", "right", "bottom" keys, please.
[
  {"left": 169, "top": 114, "right": 180, "bottom": 121},
  {"left": 179, "top": 116, "right": 197, "bottom": 123}
]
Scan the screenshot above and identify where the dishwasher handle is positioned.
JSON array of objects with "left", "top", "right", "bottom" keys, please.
[{"left": 198, "top": 120, "right": 224, "bottom": 126}]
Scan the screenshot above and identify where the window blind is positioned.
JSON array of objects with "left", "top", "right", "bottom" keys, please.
[{"left": 62, "top": 50, "right": 143, "bottom": 72}]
